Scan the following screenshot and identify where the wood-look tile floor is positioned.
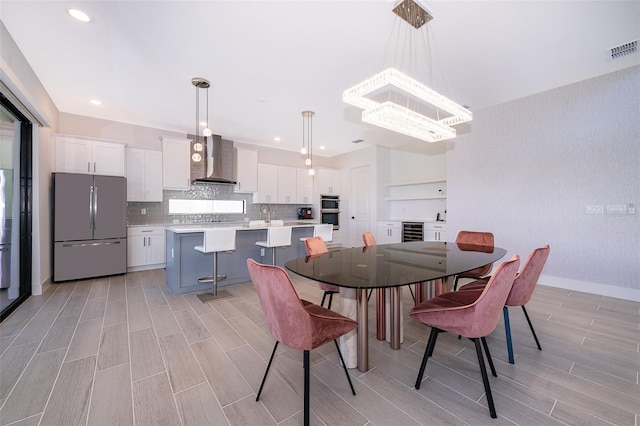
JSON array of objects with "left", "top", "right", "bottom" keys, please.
[{"left": 0, "top": 269, "right": 638, "bottom": 425}]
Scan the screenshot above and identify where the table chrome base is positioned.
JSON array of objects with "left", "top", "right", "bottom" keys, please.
[{"left": 197, "top": 289, "right": 234, "bottom": 303}]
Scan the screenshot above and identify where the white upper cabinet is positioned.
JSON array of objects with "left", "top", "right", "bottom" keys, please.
[
  {"left": 254, "top": 164, "right": 314, "bottom": 204},
  {"left": 233, "top": 147, "right": 258, "bottom": 192},
  {"left": 296, "top": 168, "right": 313, "bottom": 204},
  {"left": 254, "top": 163, "right": 278, "bottom": 203},
  {"left": 162, "top": 137, "right": 191, "bottom": 190},
  {"left": 126, "top": 148, "right": 163, "bottom": 202},
  {"left": 277, "top": 166, "right": 296, "bottom": 204},
  {"left": 317, "top": 167, "right": 340, "bottom": 195},
  {"left": 54, "top": 135, "right": 126, "bottom": 176}
]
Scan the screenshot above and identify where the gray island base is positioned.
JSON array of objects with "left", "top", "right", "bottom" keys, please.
[{"left": 165, "top": 223, "right": 314, "bottom": 294}]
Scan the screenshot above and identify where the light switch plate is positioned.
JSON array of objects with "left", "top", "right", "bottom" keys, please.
[
  {"left": 586, "top": 205, "right": 603, "bottom": 214},
  {"left": 606, "top": 204, "right": 627, "bottom": 215}
]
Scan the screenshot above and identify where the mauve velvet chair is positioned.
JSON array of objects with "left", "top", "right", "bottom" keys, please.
[
  {"left": 246, "top": 259, "right": 357, "bottom": 426},
  {"left": 459, "top": 245, "right": 550, "bottom": 364},
  {"left": 453, "top": 231, "right": 495, "bottom": 290},
  {"left": 304, "top": 236, "right": 340, "bottom": 310},
  {"left": 410, "top": 255, "right": 520, "bottom": 419},
  {"left": 362, "top": 231, "right": 377, "bottom": 247}
]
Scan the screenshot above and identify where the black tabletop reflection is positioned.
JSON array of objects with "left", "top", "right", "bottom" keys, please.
[{"left": 285, "top": 241, "right": 507, "bottom": 290}]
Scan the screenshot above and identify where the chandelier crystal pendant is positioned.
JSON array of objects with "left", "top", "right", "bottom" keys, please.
[
  {"left": 342, "top": 0, "right": 471, "bottom": 143},
  {"left": 191, "top": 77, "right": 212, "bottom": 162},
  {"left": 301, "top": 111, "right": 315, "bottom": 176}
]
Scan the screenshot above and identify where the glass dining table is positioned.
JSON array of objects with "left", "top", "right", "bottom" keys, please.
[{"left": 285, "top": 240, "right": 507, "bottom": 372}]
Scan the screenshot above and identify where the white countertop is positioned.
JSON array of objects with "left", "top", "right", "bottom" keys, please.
[{"left": 165, "top": 221, "right": 319, "bottom": 233}]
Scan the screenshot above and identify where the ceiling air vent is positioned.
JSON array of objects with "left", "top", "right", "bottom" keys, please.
[{"left": 610, "top": 40, "right": 637, "bottom": 59}]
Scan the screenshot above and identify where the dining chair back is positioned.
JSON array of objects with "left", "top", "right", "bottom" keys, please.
[
  {"left": 410, "top": 255, "right": 520, "bottom": 418},
  {"left": 453, "top": 230, "right": 495, "bottom": 289},
  {"left": 460, "top": 245, "right": 550, "bottom": 363},
  {"left": 194, "top": 227, "right": 236, "bottom": 302},
  {"left": 304, "top": 236, "right": 339, "bottom": 309},
  {"left": 362, "top": 231, "right": 377, "bottom": 247},
  {"left": 246, "top": 259, "right": 357, "bottom": 426}
]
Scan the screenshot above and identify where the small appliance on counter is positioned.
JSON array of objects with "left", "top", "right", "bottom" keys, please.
[{"left": 297, "top": 207, "right": 313, "bottom": 220}]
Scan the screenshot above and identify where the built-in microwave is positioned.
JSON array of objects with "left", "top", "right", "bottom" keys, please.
[{"left": 320, "top": 195, "right": 340, "bottom": 211}]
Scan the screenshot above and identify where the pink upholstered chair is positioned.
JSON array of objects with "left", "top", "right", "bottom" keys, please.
[
  {"left": 362, "top": 231, "right": 377, "bottom": 247},
  {"left": 453, "top": 231, "right": 495, "bottom": 290},
  {"left": 459, "top": 245, "right": 550, "bottom": 364},
  {"left": 410, "top": 255, "right": 520, "bottom": 419},
  {"left": 246, "top": 259, "right": 357, "bottom": 426},
  {"left": 304, "top": 236, "right": 340, "bottom": 310}
]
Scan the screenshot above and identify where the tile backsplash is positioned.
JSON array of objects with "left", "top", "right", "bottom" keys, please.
[{"left": 127, "top": 184, "right": 300, "bottom": 225}]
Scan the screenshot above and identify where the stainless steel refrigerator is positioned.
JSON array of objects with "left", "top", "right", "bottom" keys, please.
[{"left": 53, "top": 173, "right": 127, "bottom": 282}]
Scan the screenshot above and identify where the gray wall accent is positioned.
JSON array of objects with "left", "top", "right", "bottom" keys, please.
[
  {"left": 127, "top": 184, "right": 301, "bottom": 226},
  {"left": 447, "top": 66, "right": 639, "bottom": 296}
]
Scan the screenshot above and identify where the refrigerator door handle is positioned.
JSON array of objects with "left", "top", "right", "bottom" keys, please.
[
  {"left": 89, "top": 185, "right": 94, "bottom": 230},
  {"left": 62, "top": 241, "right": 122, "bottom": 248},
  {"left": 93, "top": 185, "right": 98, "bottom": 231}
]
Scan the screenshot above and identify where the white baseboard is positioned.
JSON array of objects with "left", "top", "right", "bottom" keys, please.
[{"left": 539, "top": 274, "right": 640, "bottom": 302}]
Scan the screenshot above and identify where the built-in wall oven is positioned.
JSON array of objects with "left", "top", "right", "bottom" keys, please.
[{"left": 320, "top": 195, "right": 340, "bottom": 230}]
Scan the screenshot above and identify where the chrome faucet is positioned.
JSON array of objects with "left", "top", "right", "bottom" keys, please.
[{"left": 259, "top": 204, "right": 272, "bottom": 223}]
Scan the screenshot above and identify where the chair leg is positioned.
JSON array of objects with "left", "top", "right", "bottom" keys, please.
[
  {"left": 256, "top": 341, "right": 279, "bottom": 401},
  {"left": 303, "top": 350, "right": 310, "bottom": 426},
  {"left": 367, "top": 289, "right": 373, "bottom": 302},
  {"left": 334, "top": 340, "right": 356, "bottom": 396},
  {"left": 473, "top": 338, "right": 497, "bottom": 419},
  {"left": 320, "top": 292, "right": 327, "bottom": 307},
  {"left": 408, "top": 285, "right": 415, "bottom": 303},
  {"left": 503, "top": 306, "right": 514, "bottom": 364},
  {"left": 327, "top": 292, "right": 334, "bottom": 310},
  {"left": 522, "top": 306, "right": 542, "bottom": 350},
  {"left": 415, "top": 328, "right": 440, "bottom": 389},
  {"left": 453, "top": 275, "right": 460, "bottom": 291},
  {"left": 480, "top": 337, "right": 497, "bottom": 377}
]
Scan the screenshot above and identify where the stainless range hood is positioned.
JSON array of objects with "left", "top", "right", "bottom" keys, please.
[{"left": 193, "top": 134, "right": 237, "bottom": 185}]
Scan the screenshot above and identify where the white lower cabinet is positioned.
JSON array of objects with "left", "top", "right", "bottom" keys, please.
[
  {"left": 424, "top": 223, "right": 447, "bottom": 241},
  {"left": 377, "top": 221, "right": 402, "bottom": 244},
  {"left": 127, "top": 227, "right": 165, "bottom": 270}
]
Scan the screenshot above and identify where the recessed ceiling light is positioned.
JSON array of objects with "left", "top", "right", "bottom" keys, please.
[
  {"left": 68, "top": 9, "right": 91, "bottom": 22},
  {"left": 319, "top": 145, "right": 326, "bottom": 150},
  {"left": 352, "top": 139, "right": 364, "bottom": 144},
  {"left": 274, "top": 137, "right": 281, "bottom": 142},
  {"left": 90, "top": 99, "right": 102, "bottom": 106}
]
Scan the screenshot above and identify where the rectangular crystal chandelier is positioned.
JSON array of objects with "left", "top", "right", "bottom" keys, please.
[{"left": 343, "top": 0, "right": 471, "bottom": 142}]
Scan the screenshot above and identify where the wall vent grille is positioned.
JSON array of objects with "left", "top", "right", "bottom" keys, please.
[{"left": 610, "top": 40, "right": 637, "bottom": 59}]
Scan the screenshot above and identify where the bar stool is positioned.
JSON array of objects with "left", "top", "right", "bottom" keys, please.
[
  {"left": 300, "top": 223, "right": 333, "bottom": 243},
  {"left": 255, "top": 224, "right": 292, "bottom": 265},
  {"left": 195, "top": 227, "right": 236, "bottom": 303}
]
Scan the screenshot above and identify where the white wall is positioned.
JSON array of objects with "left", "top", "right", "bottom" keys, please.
[
  {"left": 1, "top": 21, "right": 58, "bottom": 293},
  {"left": 447, "top": 66, "right": 640, "bottom": 301},
  {"left": 59, "top": 112, "right": 185, "bottom": 149}
]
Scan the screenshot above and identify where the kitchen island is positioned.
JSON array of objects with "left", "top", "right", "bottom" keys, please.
[{"left": 165, "top": 222, "right": 316, "bottom": 294}]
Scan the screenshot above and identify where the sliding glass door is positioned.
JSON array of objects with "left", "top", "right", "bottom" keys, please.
[{"left": 0, "top": 93, "right": 32, "bottom": 322}]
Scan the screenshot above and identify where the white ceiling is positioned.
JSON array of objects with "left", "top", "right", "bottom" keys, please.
[{"left": 2, "top": 1, "right": 639, "bottom": 157}]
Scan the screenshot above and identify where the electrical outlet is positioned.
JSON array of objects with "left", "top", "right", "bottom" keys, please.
[
  {"left": 260, "top": 248, "right": 265, "bottom": 256},
  {"left": 141, "top": 208, "right": 147, "bottom": 215},
  {"left": 628, "top": 202, "right": 636, "bottom": 215}
]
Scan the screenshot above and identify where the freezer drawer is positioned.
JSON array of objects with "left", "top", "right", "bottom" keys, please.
[{"left": 54, "top": 238, "right": 126, "bottom": 282}]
